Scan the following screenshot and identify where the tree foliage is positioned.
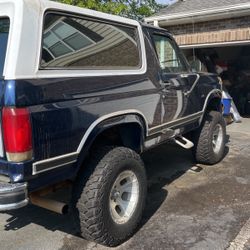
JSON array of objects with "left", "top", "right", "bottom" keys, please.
[{"left": 55, "top": 0, "right": 165, "bottom": 20}]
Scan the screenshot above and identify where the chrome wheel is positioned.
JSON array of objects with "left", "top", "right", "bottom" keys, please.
[
  {"left": 109, "top": 170, "right": 139, "bottom": 224},
  {"left": 212, "top": 124, "right": 223, "bottom": 154}
]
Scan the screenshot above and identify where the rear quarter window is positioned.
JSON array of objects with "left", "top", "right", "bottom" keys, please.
[
  {"left": 40, "top": 13, "right": 141, "bottom": 70},
  {"left": 0, "top": 18, "right": 9, "bottom": 78}
]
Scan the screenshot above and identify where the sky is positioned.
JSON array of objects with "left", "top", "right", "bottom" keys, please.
[{"left": 156, "top": 0, "right": 176, "bottom": 4}]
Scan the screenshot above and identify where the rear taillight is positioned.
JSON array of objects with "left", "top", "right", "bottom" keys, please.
[{"left": 2, "top": 107, "right": 33, "bottom": 162}]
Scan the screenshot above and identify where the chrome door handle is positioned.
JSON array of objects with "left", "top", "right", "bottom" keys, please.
[{"left": 180, "top": 74, "right": 189, "bottom": 78}]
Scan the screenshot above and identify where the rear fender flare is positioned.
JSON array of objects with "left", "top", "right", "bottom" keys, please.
[{"left": 76, "top": 112, "right": 148, "bottom": 170}]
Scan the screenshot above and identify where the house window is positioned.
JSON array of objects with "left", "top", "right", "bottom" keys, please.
[{"left": 41, "top": 13, "right": 141, "bottom": 69}]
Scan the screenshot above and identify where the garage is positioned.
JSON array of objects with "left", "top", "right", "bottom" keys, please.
[
  {"left": 183, "top": 44, "right": 250, "bottom": 117},
  {"left": 145, "top": 0, "right": 250, "bottom": 118}
]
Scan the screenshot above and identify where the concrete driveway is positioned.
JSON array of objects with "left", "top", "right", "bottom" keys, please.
[{"left": 0, "top": 120, "right": 250, "bottom": 250}]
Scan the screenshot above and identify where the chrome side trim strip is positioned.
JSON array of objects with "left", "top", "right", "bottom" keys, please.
[
  {"left": 148, "top": 88, "right": 222, "bottom": 135},
  {"left": 32, "top": 152, "right": 78, "bottom": 175},
  {"left": 33, "top": 152, "right": 78, "bottom": 166},
  {"left": 148, "top": 111, "right": 203, "bottom": 136},
  {"left": 33, "top": 160, "right": 77, "bottom": 175}
]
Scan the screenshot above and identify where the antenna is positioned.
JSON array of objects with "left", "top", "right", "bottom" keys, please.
[{"left": 192, "top": 19, "right": 195, "bottom": 62}]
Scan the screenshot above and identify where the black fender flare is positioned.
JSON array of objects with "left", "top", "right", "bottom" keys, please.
[
  {"left": 76, "top": 112, "right": 148, "bottom": 169},
  {"left": 200, "top": 89, "right": 222, "bottom": 123}
]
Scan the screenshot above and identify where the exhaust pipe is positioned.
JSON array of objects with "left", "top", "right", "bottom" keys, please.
[
  {"left": 30, "top": 194, "right": 69, "bottom": 215},
  {"left": 29, "top": 181, "right": 71, "bottom": 214}
]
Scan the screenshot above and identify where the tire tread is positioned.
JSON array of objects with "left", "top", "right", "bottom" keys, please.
[
  {"left": 72, "top": 146, "right": 145, "bottom": 246},
  {"left": 193, "top": 111, "right": 226, "bottom": 165}
]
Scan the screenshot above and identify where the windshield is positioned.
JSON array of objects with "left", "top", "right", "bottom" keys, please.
[{"left": 0, "top": 18, "right": 10, "bottom": 78}]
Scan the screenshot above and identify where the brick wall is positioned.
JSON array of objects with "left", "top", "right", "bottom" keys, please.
[{"left": 162, "top": 16, "right": 250, "bottom": 46}]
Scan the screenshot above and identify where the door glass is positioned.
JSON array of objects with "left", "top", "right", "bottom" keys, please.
[
  {"left": 153, "top": 34, "right": 187, "bottom": 73},
  {"left": 0, "top": 18, "right": 10, "bottom": 78}
]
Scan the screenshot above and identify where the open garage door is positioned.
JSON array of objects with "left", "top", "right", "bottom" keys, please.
[{"left": 182, "top": 44, "right": 250, "bottom": 118}]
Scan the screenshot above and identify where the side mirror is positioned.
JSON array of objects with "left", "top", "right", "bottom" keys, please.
[{"left": 190, "top": 59, "right": 202, "bottom": 72}]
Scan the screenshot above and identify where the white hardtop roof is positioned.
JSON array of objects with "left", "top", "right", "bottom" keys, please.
[
  {"left": 41, "top": 0, "right": 139, "bottom": 26},
  {"left": 0, "top": 0, "right": 144, "bottom": 80}
]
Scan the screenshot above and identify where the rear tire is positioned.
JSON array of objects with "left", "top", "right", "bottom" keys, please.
[
  {"left": 192, "top": 111, "right": 226, "bottom": 165},
  {"left": 72, "top": 147, "right": 147, "bottom": 247}
]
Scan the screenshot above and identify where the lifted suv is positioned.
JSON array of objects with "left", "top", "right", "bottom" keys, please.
[{"left": 0, "top": 0, "right": 226, "bottom": 246}]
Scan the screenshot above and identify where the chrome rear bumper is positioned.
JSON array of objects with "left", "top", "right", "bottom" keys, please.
[{"left": 0, "top": 182, "right": 28, "bottom": 211}]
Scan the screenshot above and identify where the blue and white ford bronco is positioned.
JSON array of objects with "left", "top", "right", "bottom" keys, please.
[{"left": 0, "top": 0, "right": 226, "bottom": 246}]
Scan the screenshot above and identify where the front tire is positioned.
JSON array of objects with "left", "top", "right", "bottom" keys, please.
[
  {"left": 193, "top": 111, "right": 226, "bottom": 165},
  {"left": 72, "top": 147, "right": 147, "bottom": 247}
]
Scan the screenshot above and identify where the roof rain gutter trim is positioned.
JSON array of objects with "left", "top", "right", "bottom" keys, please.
[{"left": 145, "top": 3, "right": 250, "bottom": 23}]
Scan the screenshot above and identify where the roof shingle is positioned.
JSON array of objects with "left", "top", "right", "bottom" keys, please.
[{"left": 155, "top": 0, "right": 250, "bottom": 16}]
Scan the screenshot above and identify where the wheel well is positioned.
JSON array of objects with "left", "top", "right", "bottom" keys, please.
[
  {"left": 206, "top": 97, "right": 222, "bottom": 112},
  {"left": 91, "top": 123, "right": 144, "bottom": 153}
]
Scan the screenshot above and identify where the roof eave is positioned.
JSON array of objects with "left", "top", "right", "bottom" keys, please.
[{"left": 145, "top": 3, "right": 250, "bottom": 26}]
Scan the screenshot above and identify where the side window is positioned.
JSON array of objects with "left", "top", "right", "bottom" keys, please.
[
  {"left": 40, "top": 13, "right": 141, "bottom": 69},
  {"left": 153, "top": 34, "right": 188, "bottom": 73},
  {"left": 0, "top": 18, "right": 10, "bottom": 78}
]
